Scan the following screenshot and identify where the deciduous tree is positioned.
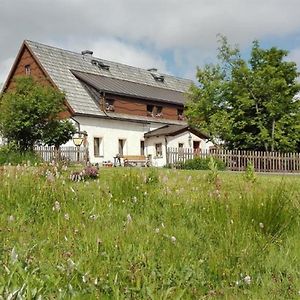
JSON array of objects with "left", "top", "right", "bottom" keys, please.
[{"left": 186, "top": 36, "right": 300, "bottom": 152}]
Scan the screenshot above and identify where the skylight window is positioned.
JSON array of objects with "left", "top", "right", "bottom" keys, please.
[
  {"left": 91, "top": 59, "right": 110, "bottom": 71},
  {"left": 148, "top": 68, "right": 165, "bottom": 82}
]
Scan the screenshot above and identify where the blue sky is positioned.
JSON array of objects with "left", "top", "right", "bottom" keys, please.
[{"left": 1, "top": 0, "right": 300, "bottom": 88}]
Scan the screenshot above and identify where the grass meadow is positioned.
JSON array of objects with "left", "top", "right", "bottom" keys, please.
[{"left": 0, "top": 164, "right": 300, "bottom": 299}]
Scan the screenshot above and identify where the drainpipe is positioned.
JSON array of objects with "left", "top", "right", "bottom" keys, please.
[{"left": 165, "top": 136, "right": 168, "bottom": 165}]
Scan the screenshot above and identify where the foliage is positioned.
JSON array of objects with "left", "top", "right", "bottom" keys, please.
[
  {"left": 244, "top": 162, "right": 257, "bottom": 183},
  {"left": 42, "top": 120, "right": 76, "bottom": 149},
  {"left": 0, "top": 144, "right": 42, "bottom": 165},
  {"left": 186, "top": 35, "right": 300, "bottom": 152},
  {"left": 0, "top": 167, "right": 299, "bottom": 298},
  {"left": 0, "top": 77, "right": 75, "bottom": 151},
  {"left": 179, "top": 156, "right": 226, "bottom": 170}
]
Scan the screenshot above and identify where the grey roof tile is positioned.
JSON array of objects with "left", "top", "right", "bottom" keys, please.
[{"left": 26, "top": 40, "right": 192, "bottom": 118}]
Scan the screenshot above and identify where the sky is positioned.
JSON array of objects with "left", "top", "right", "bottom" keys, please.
[{"left": 1, "top": 0, "right": 300, "bottom": 88}]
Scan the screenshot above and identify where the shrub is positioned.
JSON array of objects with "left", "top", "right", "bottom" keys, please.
[
  {"left": 70, "top": 165, "right": 99, "bottom": 181},
  {"left": 179, "top": 156, "right": 226, "bottom": 170},
  {"left": 0, "top": 145, "right": 42, "bottom": 165}
]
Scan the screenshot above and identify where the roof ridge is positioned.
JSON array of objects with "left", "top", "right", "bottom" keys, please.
[{"left": 25, "top": 40, "right": 193, "bottom": 83}]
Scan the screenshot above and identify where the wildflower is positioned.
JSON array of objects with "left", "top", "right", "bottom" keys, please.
[
  {"left": 162, "top": 175, "right": 168, "bottom": 183},
  {"left": 132, "top": 196, "right": 137, "bottom": 203},
  {"left": 10, "top": 247, "right": 18, "bottom": 264},
  {"left": 144, "top": 191, "right": 147, "bottom": 196},
  {"left": 8, "top": 215, "right": 15, "bottom": 222},
  {"left": 53, "top": 201, "right": 60, "bottom": 212},
  {"left": 67, "top": 258, "right": 76, "bottom": 272},
  {"left": 89, "top": 214, "right": 98, "bottom": 220},
  {"left": 126, "top": 214, "right": 132, "bottom": 224},
  {"left": 64, "top": 213, "right": 70, "bottom": 220},
  {"left": 82, "top": 273, "right": 88, "bottom": 283},
  {"left": 94, "top": 277, "right": 98, "bottom": 285},
  {"left": 170, "top": 236, "right": 176, "bottom": 243},
  {"left": 244, "top": 275, "right": 251, "bottom": 285},
  {"left": 155, "top": 228, "right": 160, "bottom": 233},
  {"left": 259, "top": 222, "right": 264, "bottom": 229}
]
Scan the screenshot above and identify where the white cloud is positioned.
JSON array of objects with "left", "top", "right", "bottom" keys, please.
[
  {"left": 71, "top": 38, "right": 168, "bottom": 73},
  {"left": 0, "top": 57, "right": 14, "bottom": 89},
  {"left": 288, "top": 48, "right": 300, "bottom": 70},
  {"left": 1, "top": 0, "right": 300, "bottom": 82}
]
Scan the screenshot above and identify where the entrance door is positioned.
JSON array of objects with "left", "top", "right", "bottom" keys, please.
[
  {"left": 118, "top": 139, "right": 126, "bottom": 156},
  {"left": 193, "top": 141, "right": 200, "bottom": 155}
]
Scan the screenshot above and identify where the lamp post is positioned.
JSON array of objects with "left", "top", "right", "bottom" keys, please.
[
  {"left": 72, "top": 132, "right": 84, "bottom": 162},
  {"left": 188, "top": 132, "right": 192, "bottom": 148}
]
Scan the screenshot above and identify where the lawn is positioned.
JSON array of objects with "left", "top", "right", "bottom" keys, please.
[{"left": 0, "top": 165, "right": 300, "bottom": 299}]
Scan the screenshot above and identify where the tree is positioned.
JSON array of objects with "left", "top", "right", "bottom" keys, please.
[
  {"left": 42, "top": 120, "right": 76, "bottom": 150},
  {"left": 0, "top": 77, "right": 76, "bottom": 151},
  {"left": 186, "top": 36, "right": 300, "bottom": 152}
]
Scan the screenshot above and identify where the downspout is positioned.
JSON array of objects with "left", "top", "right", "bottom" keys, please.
[
  {"left": 70, "top": 116, "right": 81, "bottom": 132},
  {"left": 165, "top": 136, "right": 168, "bottom": 165}
]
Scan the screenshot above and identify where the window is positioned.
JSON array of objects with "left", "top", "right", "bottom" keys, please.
[
  {"left": 94, "top": 137, "right": 102, "bottom": 157},
  {"left": 105, "top": 98, "right": 115, "bottom": 112},
  {"left": 177, "top": 108, "right": 184, "bottom": 120},
  {"left": 155, "top": 143, "right": 162, "bottom": 157},
  {"left": 178, "top": 143, "right": 184, "bottom": 149},
  {"left": 147, "top": 104, "right": 163, "bottom": 117},
  {"left": 147, "top": 105, "right": 154, "bottom": 117},
  {"left": 140, "top": 140, "right": 145, "bottom": 156},
  {"left": 118, "top": 139, "right": 126, "bottom": 156},
  {"left": 25, "top": 64, "right": 31, "bottom": 76}
]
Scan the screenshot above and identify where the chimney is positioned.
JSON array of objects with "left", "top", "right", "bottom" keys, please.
[
  {"left": 147, "top": 68, "right": 158, "bottom": 72},
  {"left": 81, "top": 50, "right": 93, "bottom": 59}
]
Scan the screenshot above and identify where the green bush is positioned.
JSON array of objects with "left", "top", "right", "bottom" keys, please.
[
  {"left": 179, "top": 156, "right": 226, "bottom": 170},
  {"left": 0, "top": 145, "right": 42, "bottom": 165}
]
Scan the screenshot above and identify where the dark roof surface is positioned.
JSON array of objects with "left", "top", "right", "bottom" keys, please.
[
  {"left": 144, "top": 125, "right": 209, "bottom": 139},
  {"left": 71, "top": 70, "right": 186, "bottom": 105}
]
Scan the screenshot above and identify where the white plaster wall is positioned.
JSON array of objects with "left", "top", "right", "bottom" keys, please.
[
  {"left": 145, "top": 132, "right": 214, "bottom": 167},
  {"left": 73, "top": 116, "right": 164, "bottom": 164},
  {"left": 167, "top": 132, "right": 213, "bottom": 151}
]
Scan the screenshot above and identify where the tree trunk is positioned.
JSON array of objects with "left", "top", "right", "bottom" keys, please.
[{"left": 271, "top": 119, "right": 275, "bottom": 152}]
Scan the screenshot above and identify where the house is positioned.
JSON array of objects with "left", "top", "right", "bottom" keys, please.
[{"left": 2, "top": 40, "right": 212, "bottom": 166}]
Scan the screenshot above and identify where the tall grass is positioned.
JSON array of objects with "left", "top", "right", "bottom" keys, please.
[{"left": 0, "top": 166, "right": 299, "bottom": 299}]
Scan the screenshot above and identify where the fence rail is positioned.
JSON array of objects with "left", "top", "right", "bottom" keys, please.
[
  {"left": 34, "top": 146, "right": 88, "bottom": 163},
  {"left": 167, "top": 148, "right": 300, "bottom": 173}
]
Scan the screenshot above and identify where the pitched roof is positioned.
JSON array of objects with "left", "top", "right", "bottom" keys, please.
[
  {"left": 72, "top": 70, "right": 186, "bottom": 105},
  {"left": 24, "top": 40, "right": 192, "bottom": 118},
  {"left": 144, "top": 124, "right": 209, "bottom": 139}
]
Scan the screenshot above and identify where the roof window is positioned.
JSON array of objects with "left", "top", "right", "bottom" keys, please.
[
  {"left": 91, "top": 59, "right": 110, "bottom": 71},
  {"left": 148, "top": 68, "right": 164, "bottom": 82}
]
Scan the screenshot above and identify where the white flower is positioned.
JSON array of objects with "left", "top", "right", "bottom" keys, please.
[
  {"left": 8, "top": 215, "right": 15, "bottom": 222},
  {"left": 155, "top": 228, "right": 160, "bottom": 233},
  {"left": 11, "top": 247, "right": 18, "bottom": 264},
  {"left": 244, "top": 275, "right": 251, "bottom": 285},
  {"left": 94, "top": 277, "right": 98, "bottom": 285},
  {"left": 64, "top": 213, "right": 70, "bottom": 220},
  {"left": 259, "top": 222, "right": 264, "bottom": 229},
  {"left": 132, "top": 196, "right": 137, "bottom": 203},
  {"left": 53, "top": 201, "right": 60, "bottom": 212},
  {"left": 82, "top": 273, "right": 88, "bottom": 283},
  {"left": 89, "top": 214, "right": 98, "bottom": 220},
  {"left": 126, "top": 214, "right": 132, "bottom": 224},
  {"left": 67, "top": 258, "right": 76, "bottom": 271},
  {"left": 170, "top": 236, "right": 176, "bottom": 243}
]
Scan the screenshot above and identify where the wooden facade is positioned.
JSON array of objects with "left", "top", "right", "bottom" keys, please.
[{"left": 105, "top": 93, "right": 183, "bottom": 120}]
